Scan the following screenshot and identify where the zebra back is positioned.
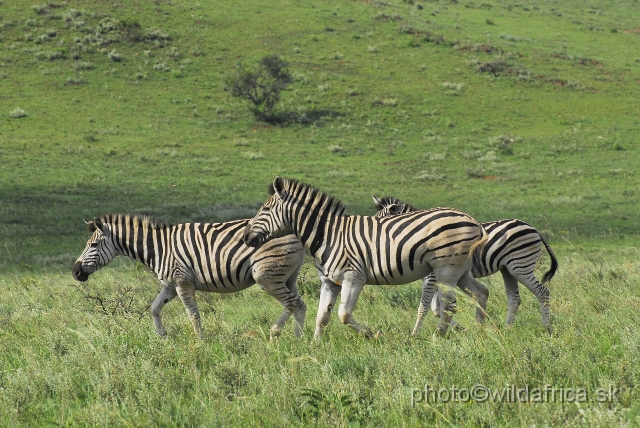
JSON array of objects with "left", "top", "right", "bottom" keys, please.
[{"left": 372, "top": 197, "right": 557, "bottom": 281}]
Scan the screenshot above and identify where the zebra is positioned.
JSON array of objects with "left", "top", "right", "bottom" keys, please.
[
  {"left": 72, "top": 213, "right": 307, "bottom": 340},
  {"left": 242, "top": 177, "right": 489, "bottom": 340},
  {"left": 372, "top": 196, "right": 558, "bottom": 333}
]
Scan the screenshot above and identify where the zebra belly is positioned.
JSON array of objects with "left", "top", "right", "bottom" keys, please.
[
  {"left": 366, "top": 264, "right": 434, "bottom": 286},
  {"left": 195, "top": 281, "right": 254, "bottom": 293}
]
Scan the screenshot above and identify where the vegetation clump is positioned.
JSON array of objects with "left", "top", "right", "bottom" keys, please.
[
  {"left": 9, "top": 107, "right": 26, "bottom": 118},
  {"left": 227, "top": 54, "right": 292, "bottom": 122}
]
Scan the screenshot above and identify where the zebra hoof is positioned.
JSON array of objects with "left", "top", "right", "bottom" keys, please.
[{"left": 451, "top": 322, "right": 466, "bottom": 332}]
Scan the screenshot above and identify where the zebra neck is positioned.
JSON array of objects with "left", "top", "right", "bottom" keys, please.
[
  {"left": 109, "top": 215, "right": 169, "bottom": 277},
  {"left": 293, "top": 210, "right": 344, "bottom": 265}
]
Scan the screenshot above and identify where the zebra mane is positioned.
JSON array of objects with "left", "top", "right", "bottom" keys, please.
[
  {"left": 95, "top": 213, "right": 172, "bottom": 230},
  {"left": 270, "top": 177, "right": 347, "bottom": 215},
  {"left": 376, "top": 197, "right": 419, "bottom": 212}
]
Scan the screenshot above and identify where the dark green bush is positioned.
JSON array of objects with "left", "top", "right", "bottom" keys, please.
[{"left": 227, "top": 54, "right": 292, "bottom": 122}]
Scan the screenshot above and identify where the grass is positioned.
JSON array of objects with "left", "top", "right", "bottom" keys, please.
[
  {"left": 0, "top": 0, "right": 639, "bottom": 424},
  {"left": 1, "top": 249, "right": 640, "bottom": 425}
]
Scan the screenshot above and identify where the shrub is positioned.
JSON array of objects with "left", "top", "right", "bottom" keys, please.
[
  {"left": 241, "top": 151, "right": 265, "bottom": 160},
  {"left": 227, "top": 54, "right": 292, "bottom": 122},
  {"left": 73, "top": 61, "right": 94, "bottom": 70},
  {"left": 10, "top": 107, "right": 26, "bottom": 118},
  {"left": 108, "top": 50, "right": 122, "bottom": 62},
  {"left": 118, "top": 17, "right": 142, "bottom": 42},
  {"left": 473, "top": 59, "right": 508, "bottom": 75}
]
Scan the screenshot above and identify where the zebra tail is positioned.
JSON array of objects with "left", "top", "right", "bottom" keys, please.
[
  {"left": 540, "top": 234, "right": 559, "bottom": 284},
  {"left": 468, "top": 224, "right": 488, "bottom": 266}
]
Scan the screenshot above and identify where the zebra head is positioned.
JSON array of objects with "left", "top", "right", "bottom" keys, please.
[
  {"left": 372, "top": 195, "right": 412, "bottom": 218},
  {"left": 243, "top": 176, "right": 292, "bottom": 248},
  {"left": 72, "top": 218, "right": 117, "bottom": 282}
]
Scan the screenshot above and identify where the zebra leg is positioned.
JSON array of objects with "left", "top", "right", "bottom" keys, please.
[
  {"left": 457, "top": 270, "right": 489, "bottom": 323},
  {"left": 314, "top": 273, "right": 341, "bottom": 341},
  {"left": 412, "top": 273, "right": 438, "bottom": 337},
  {"left": 431, "top": 289, "right": 440, "bottom": 318},
  {"left": 285, "top": 261, "right": 307, "bottom": 338},
  {"left": 512, "top": 271, "right": 551, "bottom": 329},
  {"left": 430, "top": 288, "right": 464, "bottom": 331},
  {"left": 501, "top": 269, "right": 521, "bottom": 326},
  {"left": 260, "top": 281, "right": 304, "bottom": 342},
  {"left": 151, "top": 283, "right": 178, "bottom": 337},
  {"left": 337, "top": 280, "right": 377, "bottom": 338},
  {"left": 176, "top": 282, "right": 203, "bottom": 339},
  {"left": 435, "top": 284, "right": 458, "bottom": 337}
]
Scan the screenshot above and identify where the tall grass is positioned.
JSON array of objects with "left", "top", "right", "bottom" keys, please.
[{"left": 1, "top": 248, "right": 639, "bottom": 425}]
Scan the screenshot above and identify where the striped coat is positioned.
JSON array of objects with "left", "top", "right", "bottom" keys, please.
[
  {"left": 373, "top": 196, "right": 557, "bottom": 330},
  {"left": 72, "top": 214, "right": 306, "bottom": 339},
  {"left": 243, "top": 177, "right": 489, "bottom": 339}
]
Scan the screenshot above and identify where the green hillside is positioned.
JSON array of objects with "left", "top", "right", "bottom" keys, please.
[{"left": 1, "top": 0, "right": 639, "bottom": 267}]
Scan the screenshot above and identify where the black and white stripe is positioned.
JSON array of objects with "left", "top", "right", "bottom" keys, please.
[
  {"left": 373, "top": 196, "right": 558, "bottom": 329},
  {"left": 72, "top": 213, "right": 306, "bottom": 339},
  {"left": 243, "top": 177, "right": 489, "bottom": 339}
]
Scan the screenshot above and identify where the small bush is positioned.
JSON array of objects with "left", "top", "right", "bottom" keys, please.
[
  {"left": 415, "top": 169, "right": 445, "bottom": 181},
  {"left": 144, "top": 28, "right": 171, "bottom": 42},
  {"left": 153, "top": 61, "right": 168, "bottom": 71},
  {"left": 241, "top": 151, "right": 265, "bottom": 160},
  {"left": 107, "top": 50, "right": 122, "bottom": 62},
  {"left": 490, "top": 135, "right": 518, "bottom": 154},
  {"left": 473, "top": 59, "right": 508, "bottom": 75},
  {"left": 32, "top": 4, "right": 49, "bottom": 15},
  {"left": 397, "top": 24, "right": 415, "bottom": 34},
  {"left": 466, "top": 167, "right": 486, "bottom": 178},
  {"left": 499, "top": 33, "right": 531, "bottom": 42},
  {"left": 10, "top": 108, "right": 26, "bottom": 118},
  {"left": 118, "top": 17, "right": 143, "bottom": 42},
  {"left": 441, "top": 81, "right": 464, "bottom": 94},
  {"left": 73, "top": 61, "right": 94, "bottom": 70},
  {"left": 227, "top": 54, "right": 292, "bottom": 122},
  {"left": 66, "top": 74, "right": 86, "bottom": 85}
]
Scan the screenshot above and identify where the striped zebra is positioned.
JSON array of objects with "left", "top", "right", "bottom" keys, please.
[
  {"left": 243, "top": 177, "right": 489, "bottom": 340},
  {"left": 72, "top": 214, "right": 307, "bottom": 340},
  {"left": 372, "top": 196, "right": 558, "bottom": 332}
]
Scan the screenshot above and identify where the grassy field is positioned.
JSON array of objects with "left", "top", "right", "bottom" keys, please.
[
  {"left": 1, "top": 0, "right": 639, "bottom": 425},
  {"left": 1, "top": 249, "right": 640, "bottom": 426}
]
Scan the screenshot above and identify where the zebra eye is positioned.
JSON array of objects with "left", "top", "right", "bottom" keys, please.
[
  {"left": 261, "top": 206, "right": 270, "bottom": 212},
  {"left": 90, "top": 242, "right": 99, "bottom": 248}
]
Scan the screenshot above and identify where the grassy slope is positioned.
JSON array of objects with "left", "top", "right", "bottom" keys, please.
[
  {"left": 0, "top": 0, "right": 639, "bottom": 267},
  {"left": 1, "top": 0, "right": 640, "bottom": 425}
]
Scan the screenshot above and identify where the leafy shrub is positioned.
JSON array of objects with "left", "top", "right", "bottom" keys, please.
[
  {"left": 118, "top": 17, "right": 142, "bottom": 42},
  {"left": 73, "top": 61, "right": 94, "bottom": 70},
  {"left": 227, "top": 54, "right": 292, "bottom": 122},
  {"left": 473, "top": 59, "right": 509, "bottom": 75},
  {"left": 107, "top": 49, "right": 122, "bottom": 62},
  {"left": 10, "top": 107, "right": 26, "bottom": 118},
  {"left": 241, "top": 151, "right": 265, "bottom": 160}
]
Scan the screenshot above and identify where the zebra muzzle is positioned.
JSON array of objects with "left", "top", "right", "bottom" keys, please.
[{"left": 72, "top": 261, "right": 90, "bottom": 282}]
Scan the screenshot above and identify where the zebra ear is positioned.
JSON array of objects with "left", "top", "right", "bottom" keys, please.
[
  {"left": 372, "top": 195, "right": 384, "bottom": 210},
  {"left": 84, "top": 219, "right": 95, "bottom": 232},
  {"left": 271, "top": 176, "right": 285, "bottom": 200},
  {"left": 85, "top": 218, "right": 104, "bottom": 233}
]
